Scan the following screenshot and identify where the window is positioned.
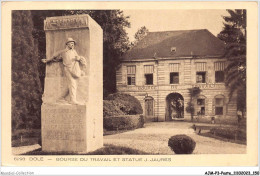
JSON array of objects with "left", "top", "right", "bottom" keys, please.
[
  {"left": 214, "top": 62, "right": 225, "bottom": 83},
  {"left": 196, "top": 62, "right": 206, "bottom": 83},
  {"left": 171, "top": 47, "right": 176, "bottom": 52},
  {"left": 169, "top": 63, "right": 179, "bottom": 84},
  {"left": 170, "top": 72, "right": 179, "bottom": 84},
  {"left": 215, "top": 107, "right": 223, "bottom": 115},
  {"left": 197, "top": 98, "right": 205, "bottom": 115},
  {"left": 215, "top": 71, "right": 225, "bottom": 83},
  {"left": 127, "top": 66, "right": 136, "bottom": 85},
  {"left": 196, "top": 72, "right": 206, "bottom": 83},
  {"left": 145, "top": 74, "right": 153, "bottom": 85},
  {"left": 215, "top": 97, "right": 224, "bottom": 115},
  {"left": 144, "top": 65, "right": 154, "bottom": 85}
]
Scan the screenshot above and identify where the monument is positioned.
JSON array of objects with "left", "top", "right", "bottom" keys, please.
[{"left": 41, "top": 14, "right": 103, "bottom": 152}]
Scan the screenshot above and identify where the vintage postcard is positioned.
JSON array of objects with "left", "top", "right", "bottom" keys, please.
[{"left": 1, "top": 1, "right": 258, "bottom": 169}]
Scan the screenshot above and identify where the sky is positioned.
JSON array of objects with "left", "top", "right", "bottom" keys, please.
[{"left": 123, "top": 10, "right": 229, "bottom": 42}]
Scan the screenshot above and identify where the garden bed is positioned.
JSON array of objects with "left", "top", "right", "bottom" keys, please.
[{"left": 192, "top": 124, "right": 246, "bottom": 145}]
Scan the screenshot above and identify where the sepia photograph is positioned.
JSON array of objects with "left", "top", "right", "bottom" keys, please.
[{"left": 1, "top": 1, "right": 258, "bottom": 170}]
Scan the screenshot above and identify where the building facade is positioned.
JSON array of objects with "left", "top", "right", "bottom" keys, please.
[{"left": 116, "top": 29, "right": 237, "bottom": 124}]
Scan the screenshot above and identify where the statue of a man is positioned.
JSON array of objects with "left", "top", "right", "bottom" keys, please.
[{"left": 42, "top": 38, "right": 86, "bottom": 105}]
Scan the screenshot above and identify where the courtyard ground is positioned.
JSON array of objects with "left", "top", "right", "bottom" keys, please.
[
  {"left": 12, "top": 121, "right": 246, "bottom": 155},
  {"left": 104, "top": 121, "right": 246, "bottom": 154}
]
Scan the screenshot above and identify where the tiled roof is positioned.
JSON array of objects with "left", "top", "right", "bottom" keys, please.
[{"left": 123, "top": 29, "right": 225, "bottom": 60}]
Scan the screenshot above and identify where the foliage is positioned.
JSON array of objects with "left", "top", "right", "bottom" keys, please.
[
  {"left": 210, "top": 127, "right": 246, "bottom": 141},
  {"left": 185, "top": 102, "right": 195, "bottom": 115},
  {"left": 105, "top": 93, "right": 143, "bottom": 115},
  {"left": 12, "top": 128, "right": 41, "bottom": 147},
  {"left": 217, "top": 10, "right": 246, "bottom": 112},
  {"left": 131, "top": 26, "right": 149, "bottom": 47},
  {"left": 168, "top": 135, "right": 196, "bottom": 154},
  {"left": 103, "top": 100, "right": 125, "bottom": 118},
  {"left": 188, "top": 87, "right": 202, "bottom": 97},
  {"left": 31, "top": 10, "right": 131, "bottom": 96},
  {"left": 186, "top": 87, "right": 201, "bottom": 120},
  {"left": 103, "top": 93, "right": 143, "bottom": 131},
  {"left": 103, "top": 115, "right": 144, "bottom": 131},
  {"left": 12, "top": 11, "right": 42, "bottom": 131}
]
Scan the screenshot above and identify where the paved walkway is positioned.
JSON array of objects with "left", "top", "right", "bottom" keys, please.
[{"left": 104, "top": 122, "right": 246, "bottom": 154}]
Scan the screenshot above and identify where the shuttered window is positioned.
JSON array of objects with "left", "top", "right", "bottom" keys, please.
[
  {"left": 196, "top": 62, "right": 206, "bottom": 71},
  {"left": 214, "top": 62, "right": 225, "bottom": 83},
  {"left": 214, "top": 62, "right": 225, "bottom": 71},
  {"left": 144, "top": 65, "right": 154, "bottom": 74},
  {"left": 127, "top": 66, "right": 136, "bottom": 85},
  {"left": 144, "top": 65, "right": 154, "bottom": 85},
  {"left": 169, "top": 63, "right": 179, "bottom": 84},
  {"left": 169, "top": 63, "right": 179, "bottom": 72},
  {"left": 215, "top": 95, "right": 225, "bottom": 115},
  {"left": 197, "top": 99, "right": 205, "bottom": 115},
  {"left": 196, "top": 62, "right": 207, "bottom": 83},
  {"left": 127, "top": 65, "right": 136, "bottom": 74}
]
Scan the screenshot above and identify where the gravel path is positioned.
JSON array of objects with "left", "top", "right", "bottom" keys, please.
[{"left": 104, "top": 122, "right": 246, "bottom": 154}]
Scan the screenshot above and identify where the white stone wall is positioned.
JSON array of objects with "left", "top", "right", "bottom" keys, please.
[{"left": 116, "top": 57, "right": 237, "bottom": 124}]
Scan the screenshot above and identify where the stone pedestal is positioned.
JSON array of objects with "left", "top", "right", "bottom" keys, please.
[
  {"left": 42, "top": 104, "right": 102, "bottom": 152},
  {"left": 41, "top": 14, "right": 103, "bottom": 153}
]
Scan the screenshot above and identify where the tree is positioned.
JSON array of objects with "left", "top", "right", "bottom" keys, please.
[
  {"left": 12, "top": 11, "right": 42, "bottom": 130},
  {"left": 31, "top": 10, "right": 131, "bottom": 97},
  {"left": 31, "top": 11, "right": 64, "bottom": 90},
  {"left": 217, "top": 10, "right": 246, "bottom": 112},
  {"left": 132, "top": 26, "right": 149, "bottom": 46},
  {"left": 186, "top": 87, "right": 201, "bottom": 121}
]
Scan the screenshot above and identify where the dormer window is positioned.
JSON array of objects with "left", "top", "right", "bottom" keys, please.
[{"left": 171, "top": 47, "right": 176, "bottom": 52}]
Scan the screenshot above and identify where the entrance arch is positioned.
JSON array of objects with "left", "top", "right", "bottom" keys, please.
[{"left": 166, "top": 93, "right": 184, "bottom": 121}]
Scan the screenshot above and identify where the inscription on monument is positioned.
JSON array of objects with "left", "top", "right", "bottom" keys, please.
[
  {"left": 44, "top": 16, "right": 88, "bottom": 30},
  {"left": 42, "top": 107, "right": 85, "bottom": 142}
]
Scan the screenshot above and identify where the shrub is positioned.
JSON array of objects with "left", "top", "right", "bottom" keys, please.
[
  {"left": 103, "top": 100, "right": 125, "bottom": 118},
  {"left": 168, "top": 135, "right": 196, "bottom": 154},
  {"left": 104, "top": 115, "right": 144, "bottom": 131},
  {"left": 105, "top": 93, "right": 143, "bottom": 115},
  {"left": 210, "top": 127, "right": 246, "bottom": 141}
]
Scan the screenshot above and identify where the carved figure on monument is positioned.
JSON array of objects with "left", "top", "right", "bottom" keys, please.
[{"left": 42, "top": 38, "right": 86, "bottom": 105}]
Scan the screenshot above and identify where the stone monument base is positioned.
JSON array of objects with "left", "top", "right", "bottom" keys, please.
[{"left": 41, "top": 104, "right": 103, "bottom": 153}]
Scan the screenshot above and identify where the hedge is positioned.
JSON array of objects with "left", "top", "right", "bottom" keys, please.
[
  {"left": 103, "top": 100, "right": 125, "bottom": 118},
  {"left": 210, "top": 127, "right": 246, "bottom": 141},
  {"left": 104, "top": 115, "right": 144, "bottom": 131},
  {"left": 105, "top": 93, "right": 143, "bottom": 115}
]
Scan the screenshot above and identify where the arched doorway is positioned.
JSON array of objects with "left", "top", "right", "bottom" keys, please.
[{"left": 166, "top": 93, "right": 184, "bottom": 121}]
